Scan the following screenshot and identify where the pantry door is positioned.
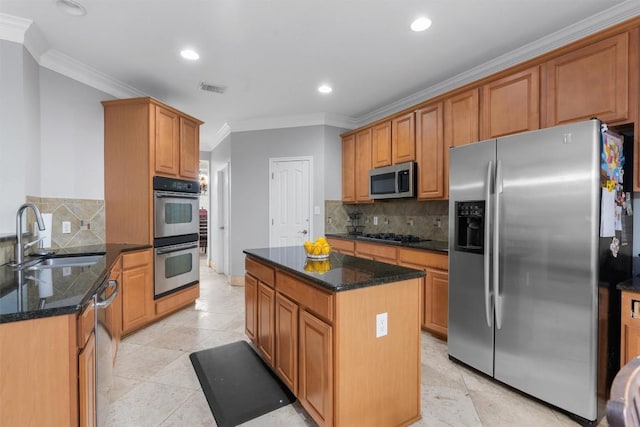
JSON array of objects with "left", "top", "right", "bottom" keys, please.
[{"left": 269, "top": 157, "right": 312, "bottom": 247}]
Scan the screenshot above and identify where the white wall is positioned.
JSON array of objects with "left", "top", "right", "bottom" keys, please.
[
  {"left": 0, "top": 41, "right": 40, "bottom": 234},
  {"left": 0, "top": 41, "right": 114, "bottom": 235},
  {"left": 39, "top": 68, "right": 113, "bottom": 199},
  {"left": 227, "top": 125, "right": 345, "bottom": 278}
]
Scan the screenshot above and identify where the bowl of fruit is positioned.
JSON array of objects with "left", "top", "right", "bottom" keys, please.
[{"left": 304, "top": 237, "right": 331, "bottom": 260}]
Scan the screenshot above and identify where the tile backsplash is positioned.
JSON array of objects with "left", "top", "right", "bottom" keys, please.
[
  {"left": 325, "top": 199, "right": 449, "bottom": 241},
  {"left": 0, "top": 196, "right": 106, "bottom": 266}
]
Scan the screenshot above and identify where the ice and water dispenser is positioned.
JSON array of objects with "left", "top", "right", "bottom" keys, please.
[{"left": 454, "top": 201, "right": 485, "bottom": 254}]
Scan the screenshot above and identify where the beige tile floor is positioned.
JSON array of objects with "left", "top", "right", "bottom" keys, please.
[{"left": 107, "top": 261, "right": 606, "bottom": 426}]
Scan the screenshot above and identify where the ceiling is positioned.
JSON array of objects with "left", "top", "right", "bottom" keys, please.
[{"left": 0, "top": 0, "right": 637, "bottom": 150}]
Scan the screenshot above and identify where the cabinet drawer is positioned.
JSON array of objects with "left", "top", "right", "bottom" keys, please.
[
  {"left": 355, "top": 242, "right": 397, "bottom": 261},
  {"left": 78, "top": 300, "right": 95, "bottom": 349},
  {"left": 397, "top": 248, "right": 448, "bottom": 271},
  {"left": 246, "top": 257, "right": 275, "bottom": 287},
  {"left": 276, "top": 272, "right": 334, "bottom": 323},
  {"left": 327, "top": 238, "right": 355, "bottom": 254},
  {"left": 122, "top": 249, "right": 152, "bottom": 270},
  {"left": 155, "top": 284, "right": 200, "bottom": 316}
]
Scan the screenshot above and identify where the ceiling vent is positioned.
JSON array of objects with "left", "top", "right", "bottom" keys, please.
[{"left": 199, "top": 82, "right": 227, "bottom": 94}]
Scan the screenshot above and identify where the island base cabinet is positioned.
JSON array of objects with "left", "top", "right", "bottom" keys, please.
[
  {"left": 299, "top": 309, "right": 333, "bottom": 427},
  {"left": 275, "top": 293, "right": 299, "bottom": 394},
  {"left": 245, "top": 274, "right": 258, "bottom": 342},
  {"left": 257, "top": 282, "right": 275, "bottom": 368},
  {"left": 334, "top": 279, "right": 421, "bottom": 427}
]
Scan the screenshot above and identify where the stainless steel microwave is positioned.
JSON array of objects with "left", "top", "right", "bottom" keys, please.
[{"left": 369, "top": 161, "right": 416, "bottom": 199}]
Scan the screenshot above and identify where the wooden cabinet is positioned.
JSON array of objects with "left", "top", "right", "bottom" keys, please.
[
  {"left": 355, "top": 241, "right": 397, "bottom": 264},
  {"left": 257, "top": 282, "right": 276, "bottom": 367},
  {"left": 424, "top": 269, "right": 449, "bottom": 337},
  {"left": 392, "top": 112, "right": 416, "bottom": 164},
  {"left": 154, "top": 105, "right": 201, "bottom": 180},
  {"left": 415, "top": 102, "right": 445, "bottom": 199},
  {"left": 121, "top": 249, "right": 154, "bottom": 335},
  {"left": 444, "top": 88, "right": 479, "bottom": 200},
  {"left": 341, "top": 134, "right": 356, "bottom": 203},
  {"left": 355, "top": 128, "right": 373, "bottom": 203},
  {"left": 79, "top": 332, "right": 96, "bottom": 427},
  {"left": 0, "top": 305, "right": 98, "bottom": 426},
  {"left": 481, "top": 66, "right": 540, "bottom": 139},
  {"left": 621, "top": 291, "right": 640, "bottom": 366},
  {"left": 179, "top": 117, "right": 200, "bottom": 179},
  {"left": 275, "top": 293, "right": 299, "bottom": 393},
  {"left": 245, "top": 274, "right": 258, "bottom": 341},
  {"left": 543, "top": 32, "right": 630, "bottom": 127},
  {"left": 397, "top": 248, "right": 449, "bottom": 337},
  {"left": 372, "top": 121, "right": 392, "bottom": 168},
  {"left": 326, "top": 237, "right": 355, "bottom": 256},
  {"left": 299, "top": 309, "right": 333, "bottom": 427},
  {"left": 103, "top": 97, "right": 203, "bottom": 245}
]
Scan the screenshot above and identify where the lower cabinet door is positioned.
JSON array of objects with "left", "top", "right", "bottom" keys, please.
[
  {"left": 245, "top": 274, "right": 258, "bottom": 342},
  {"left": 79, "top": 332, "right": 96, "bottom": 427},
  {"left": 299, "top": 310, "right": 333, "bottom": 427},
  {"left": 275, "top": 293, "right": 299, "bottom": 393},
  {"left": 257, "top": 282, "right": 275, "bottom": 367},
  {"left": 425, "top": 268, "right": 449, "bottom": 337}
]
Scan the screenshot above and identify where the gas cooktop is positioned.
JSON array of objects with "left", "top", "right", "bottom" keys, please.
[{"left": 356, "top": 233, "right": 431, "bottom": 245}]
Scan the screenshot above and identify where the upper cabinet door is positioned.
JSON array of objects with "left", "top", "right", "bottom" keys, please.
[
  {"left": 371, "top": 121, "right": 392, "bottom": 168},
  {"left": 445, "top": 88, "right": 479, "bottom": 148},
  {"left": 392, "top": 112, "right": 416, "bottom": 164},
  {"left": 415, "top": 102, "right": 444, "bottom": 200},
  {"left": 543, "top": 32, "right": 629, "bottom": 126},
  {"left": 179, "top": 117, "right": 200, "bottom": 180},
  {"left": 154, "top": 106, "right": 180, "bottom": 177},
  {"left": 341, "top": 134, "right": 356, "bottom": 203},
  {"left": 481, "top": 66, "right": 540, "bottom": 140},
  {"left": 355, "top": 128, "right": 373, "bottom": 203}
]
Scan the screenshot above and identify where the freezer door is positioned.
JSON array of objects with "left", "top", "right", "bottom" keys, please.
[
  {"left": 494, "top": 120, "right": 600, "bottom": 420},
  {"left": 448, "top": 140, "right": 496, "bottom": 376}
]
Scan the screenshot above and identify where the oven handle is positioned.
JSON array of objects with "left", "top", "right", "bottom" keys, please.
[
  {"left": 156, "top": 243, "right": 199, "bottom": 255},
  {"left": 154, "top": 191, "right": 199, "bottom": 200}
]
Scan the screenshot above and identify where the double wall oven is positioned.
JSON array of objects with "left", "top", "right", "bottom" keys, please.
[{"left": 153, "top": 176, "right": 200, "bottom": 298}]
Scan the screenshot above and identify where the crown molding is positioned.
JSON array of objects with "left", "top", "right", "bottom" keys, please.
[
  {"left": 39, "top": 49, "right": 147, "bottom": 98},
  {"left": 203, "top": 123, "right": 231, "bottom": 151},
  {"left": 356, "top": 0, "right": 640, "bottom": 127},
  {"left": 0, "top": 13, "right": 31, "bottom": 44}
]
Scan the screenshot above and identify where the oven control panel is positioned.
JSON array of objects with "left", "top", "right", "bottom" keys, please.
[{"left": 153, "top": 176, "right": 199, "bottom": 193}]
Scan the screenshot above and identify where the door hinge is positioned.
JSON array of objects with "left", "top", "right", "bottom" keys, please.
[
  {"left": 271, "top": 172, "right": 274, "bottom": 179},
  {"left": 272, "top": 219, "right": 274, "bottom": 225}
]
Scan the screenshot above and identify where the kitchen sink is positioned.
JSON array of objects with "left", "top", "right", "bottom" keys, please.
[{"left": 27, "top": 254, "right": 105, "bottom": 270}]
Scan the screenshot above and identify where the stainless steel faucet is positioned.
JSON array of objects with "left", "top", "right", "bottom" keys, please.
[{"left": 15, "top": 203, "right": 45, "bottom": 266}]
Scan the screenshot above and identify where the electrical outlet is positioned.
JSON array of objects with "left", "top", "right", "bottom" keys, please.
[
  {"left": 435, "top": 218, "right": 441, "bottom": 228},
  {"left": 376, "top": 312, "right": 388, "bottom": 338},
  {"left": 373, "top": 216, "right": 378, "bottom": 225},
  {"left": 62, "top": 221, "right": 71, "bottom": 234},
  {"left": 408, "top": 218, "right": 414, "bottom": 226}
]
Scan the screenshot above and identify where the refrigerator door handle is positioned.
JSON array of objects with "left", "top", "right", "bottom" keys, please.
[
  {"left": 484, "top": 160, "right": 493, "bottom": 328},
  {"left": 494, "top": 159, "right": 503, "bottom": 329}
]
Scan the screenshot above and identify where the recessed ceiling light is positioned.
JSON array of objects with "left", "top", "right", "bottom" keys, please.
[
  {"left": 180, "top": 49, "right": 200, "bottom": 61},
  {"left": 56, "top": 0, "right": 87, "bottom": 16},
  {"left": 318, "top": 84, "right": 332, "bottom": 94},
  {"left": 411, "top": 16, "right": 432, "bottom": 32}
]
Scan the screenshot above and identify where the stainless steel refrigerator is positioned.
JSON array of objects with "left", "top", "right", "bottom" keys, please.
[{"left": 448, "top": 119, "right": 632, "bottom": 424}]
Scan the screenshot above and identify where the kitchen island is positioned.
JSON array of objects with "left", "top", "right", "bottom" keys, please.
[{"left": 243, "top": 246, "right": 425, "bottom": 427}]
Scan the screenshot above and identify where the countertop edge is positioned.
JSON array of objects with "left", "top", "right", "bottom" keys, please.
[{"left": 325, "top": 233, "right": 449, "bottom": 253}]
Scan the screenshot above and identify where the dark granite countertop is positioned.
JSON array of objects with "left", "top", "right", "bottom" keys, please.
[
  {"left": 326, "top": 233, "right": 449, "bottom": 253},
  {"left": 0, "top": 243, "right": 150, "bottom": 323},
  {"left": 243, "top": 246, "right": 426, "bottom": 292}
]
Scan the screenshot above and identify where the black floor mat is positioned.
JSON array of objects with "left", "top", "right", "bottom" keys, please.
[{"left": 189, "top": 341, "right": 296, "bottom": 427}]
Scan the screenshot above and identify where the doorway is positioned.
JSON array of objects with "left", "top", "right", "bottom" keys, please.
[
  {"left": 216, "top": 163, "right": 230, "bottom": 275},
  {"left": 269, "top": 157, "right": 312, "bottom": 247},
  {"left": 199, "top": 161, "right": 209, "bottom": 262}
]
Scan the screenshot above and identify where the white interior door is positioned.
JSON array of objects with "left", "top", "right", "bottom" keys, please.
[
  {"left": 216, "top": 163, "right": 230, "bottom": 275},
  {"left": 269, "top": 157, "right": 312, "bottom": 247}
]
